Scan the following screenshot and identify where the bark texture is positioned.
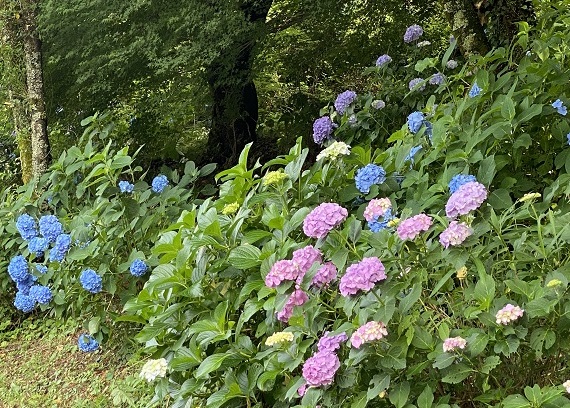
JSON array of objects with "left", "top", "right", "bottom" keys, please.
[
  {"left": 22, "top": 0, "right": 51, "bottom": 178},
  {"left": 205, "top": 0, "right": 273, "bottom": 167},
  {"left": 443, "top": 0, "right": 490, "bottom": 57}
]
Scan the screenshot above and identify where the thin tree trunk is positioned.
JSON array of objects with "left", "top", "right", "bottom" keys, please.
[
  {"left": 442, "top": 0, "right": 491, "bottom": 57},
  {"left": 8, "top": 91, "right": 33, "bottom": 183},
  {"left": 22, "top": 0, "right": 51, "bottom": 178}
]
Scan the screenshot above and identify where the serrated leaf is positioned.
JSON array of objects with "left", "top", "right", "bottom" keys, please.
[{"left": 228, "top": 245, "right": 262, "bottom": 269}]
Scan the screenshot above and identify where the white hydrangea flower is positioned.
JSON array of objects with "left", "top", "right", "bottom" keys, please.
[
  {"left": 316, "top": 141, "right": 351, "bottom": 161},
  {"left": 140, "top": 358, "right": 168, "bottom": 382}
]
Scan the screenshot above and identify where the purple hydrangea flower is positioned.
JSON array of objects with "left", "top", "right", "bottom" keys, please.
[
  {"left": 265, "top": 260, "right": 300, "bottom": 288},
  {"left": 317, "top": 332, "right": 348, "bottom": 353},
  {"left": 449, "top": 174, "right": 477, "bottom": 194},
  {"left": 302, "top": 350, "right": 340, "bottom": 387},
  {"left": 339, "top": 257, "right": 386, "bottom": 296},
  {"left": 351, "top": 321, "right": 388, "bottom": 348},
  {"left": 355, "top": 164, "right": 386, "bottom": 194},
  {"left": 334, "top": 90, "right": 357, "bottom": 115},
  {"left": 303, "top": 203, "right": 348, "bottom": 239},
  {"left": 404, "top": 24, "right": 423, "bottom": 43},
  {"left": 49, "top": 234, "right": 71, "bottom": 262},
  {"left": 371, "top": 99, "right": 386, "bottom": 110},
  {"left": 276, "top": 288, "right": 309, "bottom": 322},
  {"left": 376, "top": 54, "right": 392, "bottom": 67},
  {"left": 469, "top": 82, "right": 482, "bottom": 98},
  {"left": 16, "top": 214, "right": 38, "bottom": 241},
  {"left": 39, "top": 215, "right": 63, "bottom": 243},
  {"left": 439, "top": 221, "right": 473, "bottom": 248},
  {"left": 407, "top": 111, "right": 425, "bottom": 133},
  {"left": 445, "top": 181, "right": 488, "bottom": 218},
  {"left": 397, "top": 214, "right": 433, "bottom": 240},
  {"left": 292, "top": 245, "right": 322, "bottom": 282},
  {"left": 409, "top": 78, "right": 426, "bottom": 91},
  {"left": 553, "top": 99, "right": 567, "bottom": 116},
  {"left": 429, "top": 73, "right": 446, "bottom": 85},
  {"left": 313, "top": 116, "right": 336, "bottom": 145},
  {"left": 311, "top": 262, "right": 337, "bottom": 288}
]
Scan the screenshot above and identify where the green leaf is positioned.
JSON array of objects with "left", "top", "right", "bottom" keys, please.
[
  {"left": 433, "top": 352, "right": 455, "bottom": 369},
  {"left": 228, "top": 245, "right": 262, "bottom": 269},
  {"left": 417, "top": 385, "right": 434, "bottom": 408},
  {"left": 473, "top": 273, "right": 496, "bottom": 310},
  {"left": 441, "top": 363, "right": 473, "bottom": 384},
  {"left": 488, "top": 189, "right": 513, "bottom": 209},
  {"left": 481, "top": 356, "right": 501, "bottom": 374},
  {"left": 388, "top": 381, "right": 410, "bottom": 408},
  {"left": 399, "top": 282, "right": 421, "bottom": 314},
  {"left": 501, "top": 394, "right": 531, "bottom": 408},
  {"left": 477, "top": 155, "right": 496, "bottom": 186},
  {"left": 195, "top": 352, "right": 235, "bottom": 379},
  {"left": 88, "top": 316, "right": 101, "bottom": 334},
  {"left": 514, "top": 104, "right": 543, "bottom": 126},
  {"left": 171, "top": 347, "right": 202, "bottom": 371},
  {"left": 501, "top": 97, "right": 516, "bottom": 120}
]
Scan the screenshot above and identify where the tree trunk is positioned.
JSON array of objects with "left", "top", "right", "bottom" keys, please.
[
  {"left": 205, "top": 0, "right": 273, "bottom": 167},
  {"left": 8, "top": 91, "right": 33, "bottom": 183},
  {"left": 22, "top": 0, "right": 51, "bottom": 179},
  {"left": 442, "top": 0, "right": 491, "bottom": 57}
]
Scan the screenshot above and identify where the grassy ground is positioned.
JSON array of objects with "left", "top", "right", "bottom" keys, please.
[{"left": 0, "top": 315, "right": 159, "bottom": 408}]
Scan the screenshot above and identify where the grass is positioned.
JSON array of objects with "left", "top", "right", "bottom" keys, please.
[{"left": 0, "top": 314, "right": 159, "bottom": 408}]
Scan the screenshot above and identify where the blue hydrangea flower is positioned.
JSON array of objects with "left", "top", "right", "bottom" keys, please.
[
  {"left": 404, "top": 24, "right": 423, "bottom": 43},
  {"left": 16, "top": 214, "right": 38, "bottom": 241},
  {"left": 39, "top": 215, "right": 64, "bottom": 243},
  {"left": 16, "top": 273, "right": 37, "bottom": 295},
  {"left": 29, "top": 285, "right": 53, "bottom": 304},
  {"left": 469, "top": 82, "right": 482, "bottom": 98},
  {"left": 429, "top": 73, "right": 446, "bottom": 85},
  {"left": 78, "top": 334, "right": 99, "bottom": 352},
  {"left": 449, "top": 174, "right": 477, "bottom": 193},
  {"left": 14, "top": 292, "right": 36, "bottom": 313},
  {"left": 313, "top": 116, "right": 336, "bottom": 145},
  {"left": 405, "top": 145, "right": 423, "bottom": 164},
  {"left": 409, "top": 78, "right": 425, "bottom": 91},
  {"left": 151, "top": 175, "right": 169, "bottom": 193},
  {"left": 28, "top": 237, "right": 49, "bottom": 256},
  {"left": 49, "top": 234, "right": 71, "bottom": 262},
  {"left": 80, "top": 269, "right": 103, "bottom": 294},
  {"left": 334, "top": 90, "right": 357, "bottom": 115},
  {"left": 118, "top": 180, "right": 134, "bottom": 193},
  {"left": 368, "top": 209, "right": 395, "bottom": 233},
  {"left": 376, "top": 54, "right": 392, "bottom": 67},
  {"left": 407, "top": 112, "right": 425, "bottom": 133},
  {"left": 566, "top": 132, "right": 570, "bottom": 146},
  {"left": 355, "top": 164, "right": 386, "bottom": 194},
  {"left": 130, "top": 259, "right": 149, "bottom": 277},
  {"left": 8, "top": 255, "right": 29, "bottom": 283},
  {"left": 35, "top": 264, "right": 48, "bottom": 274},
  {"left": 552, "top": 99, "right": 567, "bottom": 116}
]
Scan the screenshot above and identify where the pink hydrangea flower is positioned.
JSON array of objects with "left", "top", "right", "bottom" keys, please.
[
  {"left": 302, "top": 350, "right": 340, "bottom": 387},
  {"left": 495, "top": 304, "right": 524, "bottom": 325},
  {"left": 445, "top": 181, "right": 488, "bottom": 218},
  {"left": 276, "top": 289, "right": 309, "bottom": 322},
  {"left": 303, "top": 203, "right": 348, "bottom": 239},
  {"left": 350, "top": 321, "right": 388, "bottom": 348},
  {"left": 339, "top": 257, "right": 386, "bottom": 296},
  {"left": 292, "top": 245, "right": 322, "bottom": 283},
  {"left": 396, "top": 213, "right": 433, "bottom": 240},
  {"left": 265, "top": 260, "right": 300, "bottom": 288},
  {"left": 439, "top": 221, "right": 473, "bottom": 248},
  {"left": 317, "top": 332, "right": 347, "bottom": 353},
  {"left": 311, "top": 262, "right": 337, "bottom": 288},
  {"left": 363, "top": 198, "right": 392, "bottom": 222},
  {"left": 443, "top": 336, "right": 467, "bottom": 352},
  {"left": 298, "top": 383, "right": 307, "bottom": 396}
]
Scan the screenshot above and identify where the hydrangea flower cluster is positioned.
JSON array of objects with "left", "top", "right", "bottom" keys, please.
[
  {"left": 375, "top": 54, "right": 392, "bottom": 67},
  {"left": 49, "top": 234, "right": 71, "bottom": 262},
  {"left": 118, "top": 180, "right": 134, "bottom": 193},
  {"left": 355, "top": 164, "right": 386, "bottom": 194},
  {"left": 222, "top": 202, "right": 240, "bottom": 215},
  {"left": 469, "top": 82, "right": 482, "bottom": 98},
  {"left": 443, "top": 336, "right": 467, "bottom": 352},
  {"left": 404, "top": 24, "right": 423, "bottom": 43},
  {"left": 263, "top": 170, "right": 288, "bottom": 186},
  {"left": 339, "top": 257, "right": 386, "bottom": 296},
  {"left": 396, "top": 214, "right": 433, "bottom": 240},
  {"left": 371, "top": 99, "right": 386, "bottom": 110},
  {"left": 313, "top": 116, "right": 336, "bottom": 145},
  {"left": 409, "top": 78, "right": 426, "bottom": 91},
  {"left": 334, "top": 90, "right": 357, "bottom": 115},
  {"left": 363, "top": 198, "right": 392, "bottom": 222},
  {"left": 265, "top": 331, "right": 294, "bottom": 346},
  {"left": 8, "top": 255, "right": 44, "bottom": 312},
  {"left": 140, "top": 358, "right": 168, "bottom": 382},
  {"left": 407, "top": 111, "right": 425, "bottom": 133},
  {"left": 563, "top": 380, "right": 570, "bottom": 394},
  {"left": 9, "top": 255, "right": 30, "bottom": 283},
  {"left": 265, "top": 260, "right": 301, "bottom": 287},
  {"left": 417, "top": 40, "right": 431, "bottom": 47},
  {"left": 429, "top": 73, "right": 445, "bottom": 85},
  {"left": 303, "top": 203, "right": 348, "bottom": 238},
  {"left": 449, "top": 174, "right": 477, "bottom": 194},
  {"left": 151, "top": 175, "right": 169, "bottom": 193},
  {"left": 446, "top": 59, "right": 458, "bottom": 69},
  {"left": 28, "top": 237, "right": 49, "bottom": 256},
  {"left": 317, "top": 332, "right": 347, "bottom": 353},
  {"left": 311, "top": 262, "right": 338, "bottom": 288},
  {"left": 350, "top": 321, "right": 388, "bottom": 348},
  {"left": 496, "top": 304, "right": 524, "bottom": 325},
  {"left": 130, "top": 259, "right": 149, "bottom": 277},
  {"left": 316, "top": 141, "right": 351, "bottom": 161},
  {"left": 14, "top": 292, "right": 36, "bottom": 313},
  {"left": 552, "top": 99, "right": 567, "bottom": 115},
  {"left": 439, "top": 221, "right": 473, "bottom": 248},
  {"left": 368, "top": 208, "right": 396, "bottom": 232},
  {"left": 29, "top": 285, "right": 53, "bottom": 304},
  {"left": 78, "top": 334, "right": 99, "bottom": 352},
  {"left": 301, "top": 350, "right": 340, "bottom": 390},
  {"left": 292, "top": 246, "right": 322, "bottom": 281},
  {"left": 277, "top": 288, "right": 309, "bottom": 322},
  {"left": 16, "top": 214, "right": 38, "bottom": 240},
  {"left": 445, "top": 181, "right": 488, "bottom": 218},
  {"left": 80, "top": 268, "right": 103, "bottom": 293}
]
